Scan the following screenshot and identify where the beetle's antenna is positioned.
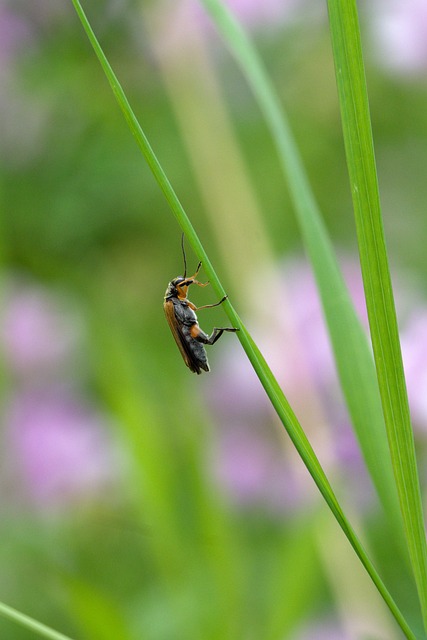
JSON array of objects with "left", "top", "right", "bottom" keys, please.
[{"left": 181, "top": 232, "right": 187, "bottom": 278}]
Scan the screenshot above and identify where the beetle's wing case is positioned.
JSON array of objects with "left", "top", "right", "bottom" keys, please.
[{"left": 164, "top": 299, "right": 209, "bottom": 374}]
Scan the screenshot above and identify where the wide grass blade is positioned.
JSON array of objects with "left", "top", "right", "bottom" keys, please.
[
  {"left": 196, "top": 0, "right": 406, "bottom": 550},
  {"left": 326, "top": 0, "right": 427, "bottom": 631},
  {"left": 69, "top": 2, "right": 418, "bottom": 637}
]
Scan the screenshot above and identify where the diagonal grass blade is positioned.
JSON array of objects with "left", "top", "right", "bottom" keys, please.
[
  {"left": 69, "top": 1, "right": 418, "bottom": 637},
  {"left": 0, "top": 602, "right": 74, "bottom": 640}
]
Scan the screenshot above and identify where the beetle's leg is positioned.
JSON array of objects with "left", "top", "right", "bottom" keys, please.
[
  {"left": 180, "top": 263, "right": 209, "bottom": 288},
  {"left": 190, "top": 323, "right": 238, "bottom": 345},
  {"left": 187, "top": 263, "right": 210, "bottom": 287},
  {"left": 195, "top": 295, "right": 227, "bottom": 310},
  {"left": 206, "top": 327, "right": 239, "bottom": 345},
  {"left": 186, "top": 262, "right": 202, "bottom": 281},
  {"left": 192, "top": 279, "right": 209, "bottom": 288}
]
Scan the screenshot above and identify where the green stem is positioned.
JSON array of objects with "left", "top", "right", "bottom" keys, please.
[
  {"left": 0, "top": 602, "right": 74, "bottom": 640},
  {"left": 327, "top": 0, "right": 427, "bottom": 632}
]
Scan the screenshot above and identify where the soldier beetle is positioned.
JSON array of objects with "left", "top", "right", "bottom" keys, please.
[{"left": 164, "top": 236, "right": 239, "bottom": 374}]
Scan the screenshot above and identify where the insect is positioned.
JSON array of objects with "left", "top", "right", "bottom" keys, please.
[{"left": 164, "top": 237, "right": 239, "bottom": 374}]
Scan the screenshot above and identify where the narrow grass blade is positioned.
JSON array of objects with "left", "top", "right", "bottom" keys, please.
[
  {"left": 196, "top": 0, "right": 406, "bottom": 550},
  {"left": 0, "top": 602, "right": 74, "bottom": 640},
  {"left": 69, "top": 2, "right": 418, "bottom": 637},
  {"left": 326, "top": 0, "right": 427, "bottom": 630}
]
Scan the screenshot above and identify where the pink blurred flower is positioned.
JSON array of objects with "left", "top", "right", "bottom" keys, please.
[
  {"left": 212, "top": 257, "right": 369, "bottom": 417},
  {"left": 211, "top": 424, "right": 317, "bottom": 513},
  {"left": 5, "top": 386, "right": 120, "bottom": 512},
  {"left": 3, "top": 0, "right": 71, "bottom": 34},
  {"left": 371, "top": 0, "right": 427, "bottom": 74},
  {"left": 0, "top": 3, "right": 72, "bottom": 167},
  {"left": 0, "top": 277, "right": 122, "bottom": 514},
  {"left": 222, "top": 0, "right": 300, "bottom": 30},
  {"left": 293, "top": 618, "right": 349, "bottom": 640},
  {"left": 401, "top": 310, "right": 427, "bottom": 430},
  {"left": 294, "top": 614, "right": 391, "bottom": 640},
  {"left": 208, "top": 255, "right": 427, "bottom": 514},
  {"left": 208, "top": 257, "right": 370, "bottom": 513},
  {"left": 0, "top": 281, "right": 81, "bottom": 378},
  {"left": 0, "top": 6, "right": 33, "bottom": 65},
  {"left": 152, "top": 0, "right": 304, "bottom": 58}
]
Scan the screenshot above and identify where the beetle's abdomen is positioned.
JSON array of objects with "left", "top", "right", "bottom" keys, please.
[{"left": 181, "top": 324, "right": 209, "bottom": 372}]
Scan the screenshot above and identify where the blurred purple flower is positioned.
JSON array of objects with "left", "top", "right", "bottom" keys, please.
[
  {"left": 152, "top": 0, "right": 303, "bottom": 57},
  {"left": 1, "top": 281, "right": 81, "bottom": 378},
  {"left": 1, "top": 0, "right": 71, "bottom": 35},
  {"left": 207, "top": 257, "right": 370, "bottom": 514},
  {"left": 222, "top": 0, "right": 300, "bottom": 29},
  {"left": 294, "top": 615, "right": 392, "bottom": 640},
  {"left": 401, "top": 310, "right": 427, "bottom": 430},
  {"left": 211, "top": 424, "right": 316, "bottom": 512},
  {"left": 0, "top": 277, "right": 122, "bottom": 514},
  {"left": 5, "top": 386, "right": 120, "bottom": 512},
  {"left": 371, "top": 0, "right": 427, "bottom": 74},
  {"left": 0, "top": 6, "right": 33, "bottom": 65},
  {"left": 212, "top": 258, "right": 369, "bottom": 418},
  {"left": 0, "top": 3, "right": 73, "bottom": 168},
  {"left": 293, "top": 618, "right": 350, "bottom": 640},
  {"left": 208, "top": 256, "right": 427, "bottom": 514}
]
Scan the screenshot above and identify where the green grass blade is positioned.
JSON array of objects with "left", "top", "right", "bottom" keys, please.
[
  {"left": 326, "top": 0, "right": 427, "bottom": 630},
  {"left": 197, "top": 0, "right": 405, "bottom": 549},
  {"left": 70, "top": 2, "right": 418, "bottom": 637},
  {"left": 0, "top": 602, "right": 74, "bottom": 640}
]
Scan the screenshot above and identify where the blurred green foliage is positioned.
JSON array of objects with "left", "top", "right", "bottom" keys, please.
[{"left": 1, "top": 1, "right": 427, "bottom": 638}]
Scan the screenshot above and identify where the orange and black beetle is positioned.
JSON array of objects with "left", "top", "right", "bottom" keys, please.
[{"left": 164, "top": 237, "right": 238, "bottom": 374}]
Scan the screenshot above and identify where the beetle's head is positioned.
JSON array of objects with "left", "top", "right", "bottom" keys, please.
[{"left": 164, "top": 276, "right": 194, "bottom": 300}]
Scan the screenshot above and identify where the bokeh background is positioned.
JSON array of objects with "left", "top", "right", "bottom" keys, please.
[{"left": 1, "top": 0, "right": 427, "bottom": 638}]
